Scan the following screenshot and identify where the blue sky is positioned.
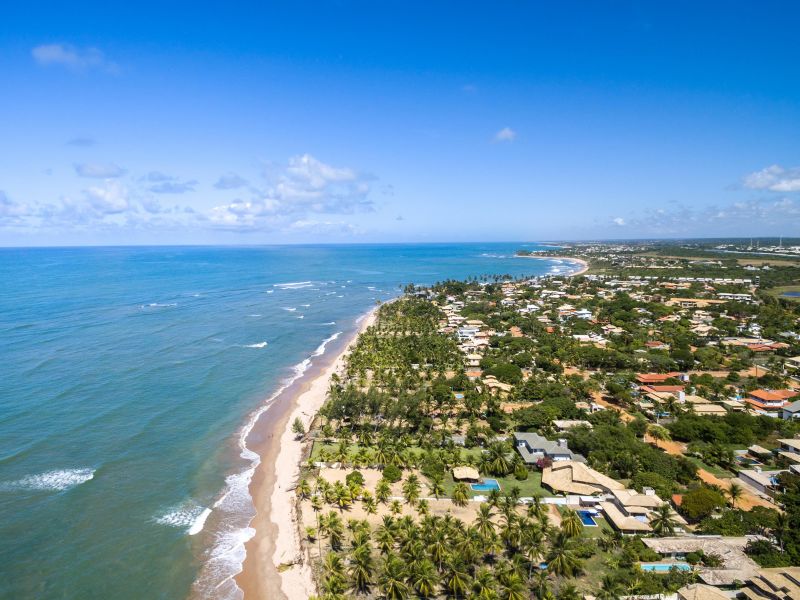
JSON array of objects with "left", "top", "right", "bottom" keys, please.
[{"left": 1, "top": 1, "right": 799, "bottom": 246}]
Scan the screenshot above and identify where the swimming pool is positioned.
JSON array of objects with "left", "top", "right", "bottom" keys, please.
[
  {"left": 639, "top": 562, "right": 691, "bottom": 572},
  {"left": 577, "top": 510, "right": 598, "bottom": 526},
  {"left": 471, "top": 478, "right": 500, "bottom": 492}
]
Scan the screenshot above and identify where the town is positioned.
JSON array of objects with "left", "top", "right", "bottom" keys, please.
[{"left": 298, "top": 243, "right": 800, "bottom": 600}]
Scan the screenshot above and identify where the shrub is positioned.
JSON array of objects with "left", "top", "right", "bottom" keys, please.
[
  {"left": 382, "top": 464, "right": 402, "bottom": 483},
  {"left": 346, "top": 470, "right": 365, "bottom": 488}
]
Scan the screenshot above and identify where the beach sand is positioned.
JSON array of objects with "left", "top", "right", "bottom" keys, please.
[
  {"left": 236, "top": 307, "right": 378, "bottom": 600},
  {"left": 517, "top": 254, "right": 589, "bottom": 276}
]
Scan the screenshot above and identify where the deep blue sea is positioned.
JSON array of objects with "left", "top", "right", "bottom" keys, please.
[{"left": 0, "top": 243, "right": 572, "bottom": 599}]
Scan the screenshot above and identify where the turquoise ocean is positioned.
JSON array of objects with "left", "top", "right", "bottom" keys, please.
[{"left": 0, "top": 243, "right": 574, "bottom": 599}]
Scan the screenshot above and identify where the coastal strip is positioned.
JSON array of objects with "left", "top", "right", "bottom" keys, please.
[
  {"left": 516, "top": 254, "right": 590, "bottom": 276},
  {"left": 236, "top": 306, "right": 379, "bottom": 600}
]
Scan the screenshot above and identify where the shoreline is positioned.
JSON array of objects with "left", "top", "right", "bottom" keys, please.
[
  {"left": 516, "top": 254, "right": 590, "bottom": 276},
  {"left": 235, "top": 305, "right": 379, "bottom": 600}
]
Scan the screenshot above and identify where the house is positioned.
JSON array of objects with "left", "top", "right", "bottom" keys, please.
[
  {"left": 747, "top": 389, "right": 798, "bottom": 416},
  {"left": 636, "top": 372, "right": 682, "bottom": 384},
  {"left": 676, "top": 584, "right": 729, "bottom": 600},
  {"left": 741, "top": 566, "right": 800, "bottom": 599},
  {"left": 541, "top": 460, "right": 623, "bottom": 495},
  {"left": 738, "top": 468, "right": 788, "bottom": 496},
  {"left": 600, "top": 487, "right": 679, "bottom": 535},
  {"left": 642, "top": 536, "right": 760, "bottom": 586},
  {"left": 782, "top": 400, "right": 800, "bottom": 420},
  {"left": 692, "top": 403, "right": 728, "bottom": 416},
  {"left": 645, "top": 340, "right": 671, "bottom": 351},
  {"left": 513, "top": 432, "right": 584, "bottom": 464}
]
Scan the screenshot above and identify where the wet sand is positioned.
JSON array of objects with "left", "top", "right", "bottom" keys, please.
[{"left": 517, "top": 254, "right": 590, "bottom": 276}]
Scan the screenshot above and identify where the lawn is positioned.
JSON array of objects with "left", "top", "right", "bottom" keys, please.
[
  {"left": 766, "top": 285, "right": 800, "bottom": 302},
  {"left": 439, "top": 470, "right": 548, "bottom": 499},
  {"left": 686, "top": 456, "right": 734, "bottom": 478}
]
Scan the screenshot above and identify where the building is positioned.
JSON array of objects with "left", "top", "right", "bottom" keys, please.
[
  {"left": 642, "top": 536, "right": 759, "bottom": 586},
  {"left": 676, "top": 584, "right": 729, "bottom": 600},
  {"left": 541, "top": 460, "right": 623, "bottom": 495},
  {"left": 741, "top": 566, "right": 800, "bottom": 599},
  {"left": 747, "top": 389, "right": 798, "bottom": 416},
  {"left": 513, "top": 432, "right": 584, "bottom": 464},
  {"left": 782, "top": 400, "right": 800, "bottom": 420},
  {"left": 738, "top": 468, "right": 788, "bottom": 496}
]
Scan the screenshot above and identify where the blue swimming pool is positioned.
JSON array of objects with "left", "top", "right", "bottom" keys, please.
[
  {"left": 577, "top": 510, "right": 598, "bottom": 526},
  {"left": 471, "top": 478, "right": 500, "bottom": 492},
  {"left": 639, "top": 562, "right": 691, "bottom": 572}
]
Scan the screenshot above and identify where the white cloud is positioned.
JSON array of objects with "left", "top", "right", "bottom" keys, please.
[
  {"left": 744, "top": 165, "right": 800, "bottom": 192},
  {"left": 208, "top": 154, "right": 373, "bottom": 231},
  {"left": 493, "top": 127, "right": 516, "bottom": 143},
  {"left": 75, "top": 162, "right": 126, "bottom": 178},
  {"left": 32, "top": 44, "right": 119, "bottom": 74},
  {"left": 84, "top": 180, "right": 130, "bottom": 214},
  {"left": 612, "top": 217, "right": 626, "bottom": 226}
]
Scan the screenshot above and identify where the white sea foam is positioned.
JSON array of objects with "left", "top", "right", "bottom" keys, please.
[
  {"left": 155, "top": 501, "right": 210, "bottom": 534},
  {"left": 243, "top": 342, "right": 268, "bottom": 349},
  {"left": 246, "top": 314, "right": 261, "bottom": 318},
  {"left": 282, "top": 307, "right": 297, "bottom": 312},
  {"left": 1, "top": 468, "right": 95, "bottom": 492},
  {"left": 300, "top": 303, "right": 311, "bottom": 307},
  {"left": 192, "top": 329, "right": 344, "bottom": 598},
  {"left": 273, "top": 281, "right": 313, "bottom": 290},
  {"left": 323, "top": 321, "right": 336, "bottom": 325},
  {"left": 140, "top": 302, "right": 178, "bottom": 309},
  {"left": 296, "top": 315, "right": 304, "bottom": 319},
  {"left": 266, "top": 290, "right": 274, "bottom": 294}
]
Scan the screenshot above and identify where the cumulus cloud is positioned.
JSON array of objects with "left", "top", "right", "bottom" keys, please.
[
  {"left": 744, "top": 165, "right": 800, "bottom": 193},
  {"left": 493, "top": 127, "right": 516, "bottom": 143},
  {"left": 208, "top": 154, "right": 373, "bottom": 231},
  {"left": 612, "top": 217, "right": 626, "bottom": 226},
  {"left": 75, "top": 162, "right": 126, "bottom": 178},
  {"left": 143, "top": 171, "right": 197, "bottom": 194},
  {"left": 83, "top": 180, "right": 131, "bottom": 214},
  {"left": 32, "top": 43, "right": 119, "bottom": 74},
  {"left": 213, "top": 173, "right": 248, "bottom": 190}
]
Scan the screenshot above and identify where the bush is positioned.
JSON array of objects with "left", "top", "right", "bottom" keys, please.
[
  {"left": 680, "top": 486, "right": 726, "bottom": 521},
  {"left": 346, "top": 470, "right": 365, "bottom": 488},
  {"left": 514, "top": 463, "right": 529, "bottom": 481},
  {"left": 382, "top": 464, "right": 402, "bottom": 483},
  {"left": 746, "top": 539, "right": 792, "bottom": 567}
]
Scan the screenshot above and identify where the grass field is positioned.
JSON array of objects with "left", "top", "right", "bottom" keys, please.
[{"left": 766, "top": 285, "right": 800, "bottom": 302}]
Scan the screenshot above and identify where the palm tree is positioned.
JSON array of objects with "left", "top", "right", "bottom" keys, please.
[
  {"left": 596, "top": 574, "right": 624, "bottom": 600},
  {"left": 348, "top": 544, "right": 374, "bottom": 594},
  {"left": 474, "top": 503, "right": 496, "bottom": 539},
  {"left": 650, "top": 503, "right": 679, "bottom": 537},
  {"left": 774, "top": 512, "right": 789, "bottom": 551},
  {"left": 546, "top": 531, "right": 581, "bottom": 578},
  {"left": 409, "top": 559, "right": 438, "bottom": 598},
  {"left": 560, "top": 509, "right": 584, "bottom": 538},
  {"left": 484, "top": 441, "right": 513, "bottom": 476},
  {"left": 378, "top": 555, "right": 410, "bottom": 600},
  {"left": 496, "top": 570, "right": 526, "bottom": 600},
  {"left": 471, "top": 567, "right": 497, "bottom": 600},
  {"left": 376, "top": 479, "right": 391, "bottom": 504},
  {"left": 428, "top": 476, "right": 446, "bottom": 499},
  {"left": 727, "top": 482, "right": 743, "bottom": 509},
  {"left": 557, "top": 583, "right": 581, "bottom": 600},
  {"left": 402, "top": 474, "right": 421, "bottom": 505},
  {"left": 443, "top": 558, "right": 471, "bottom": 599},
  {"left": 452, "top": 482, "right": 470, "bottom": 507}
]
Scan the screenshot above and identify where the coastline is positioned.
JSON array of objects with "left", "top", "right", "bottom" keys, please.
[
  {"left": 516, "top": 254, "right": 590, "bottom": 276},
  {"left": 236, "top": 305, "right": 380, "bottom": 600}
]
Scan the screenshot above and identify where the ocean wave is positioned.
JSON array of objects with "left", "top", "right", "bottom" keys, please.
[
  {"left": 243, "top": 342, "right": 268, "bottom": 349},
  {"left": 273, "top": 281, "right": 313, "bottom": 290},
  {"left": 296, "top": 315, "right": 304, "bottom": 319},
  {"left": 1, "top": 468, "right": 95, "bottom": 492},
  {"left": 282, "top": 307, "right": 297, "bottom": 312},
  {"left": 140, "top": 302, "right": 178, "bottom": 309},
  {"left": 323, "top": 321, "right": 336, "bottom": 325},
  {"left": 155, "top": 501, "right": 210, "bottom": 535},
  {"left": 246, "top": 314, "right": 261, "bottom": 318},
  {"left": 300, "top": 303, "right": 311, "bottom": 308},
  {"left": 192, "top": 328, "right": 344, "bottom": 598}
]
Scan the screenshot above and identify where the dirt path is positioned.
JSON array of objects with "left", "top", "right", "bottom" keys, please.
[
  {"left": 591, "top": 391, "right": 635, "bottom": 422},
  {"left": 644, "top": 435, "right": 776, "bottom": 511}
]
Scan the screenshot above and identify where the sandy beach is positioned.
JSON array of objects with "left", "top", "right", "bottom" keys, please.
[
  {"left": 236, "top": 306, "right": 379, "bottom": 600},
  {"left": 517, "top": 254, "right": 589, "bottom": 276}
]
